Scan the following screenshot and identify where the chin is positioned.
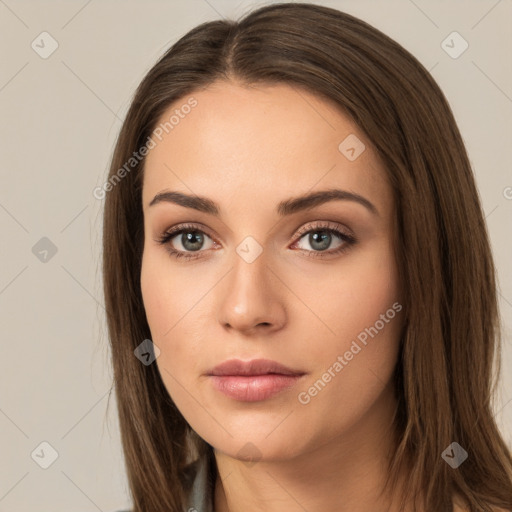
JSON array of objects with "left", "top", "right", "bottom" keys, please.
[{"left": 204, "top": 426, "right": 313, "bottom": 465}]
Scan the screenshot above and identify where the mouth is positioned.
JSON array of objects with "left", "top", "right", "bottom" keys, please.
[{"left": 206, "top": 358, "right": 306, "bottom": 402}]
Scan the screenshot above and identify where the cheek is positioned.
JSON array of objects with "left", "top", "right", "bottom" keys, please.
[
  {"left": 140, "top": 251, "right": 213, "bottom": 393},
  {"left": 296, "top": 243, "right": 400, "bottom": 356},
  {"left": 140, "top": 249, "right": 203, "bottom": 341},
  {"left": 140, "top": 253, "right": 189, "bottom": 376},
  {"left": 292, "top": 242, "right": 402, "bottom": 408}
]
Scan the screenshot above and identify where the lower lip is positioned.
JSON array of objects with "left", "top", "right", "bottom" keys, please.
[{"left": 209, "top": 374, "right": 303, "bottom": 402}]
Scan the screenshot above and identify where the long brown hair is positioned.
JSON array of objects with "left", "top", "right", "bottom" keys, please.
[{"left": 102, "top": 3, "right": 512, "bottom": 511}]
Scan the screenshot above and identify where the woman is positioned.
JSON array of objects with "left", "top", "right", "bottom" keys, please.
[{"left": 102, "top": 3, "right": 512, "bottom": 511}]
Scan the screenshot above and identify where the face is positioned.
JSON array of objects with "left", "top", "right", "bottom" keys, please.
[{"left": 140, "top": 80, "right": 404, "bottom": 463}]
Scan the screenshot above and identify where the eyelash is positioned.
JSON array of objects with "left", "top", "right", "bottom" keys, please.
[{"left": 155, "top": 221, "right": 357, "bottom": 261}]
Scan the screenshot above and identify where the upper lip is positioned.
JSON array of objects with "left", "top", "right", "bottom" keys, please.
[{"left": 208, "top": 358, "right": 305, "bottom": 376}]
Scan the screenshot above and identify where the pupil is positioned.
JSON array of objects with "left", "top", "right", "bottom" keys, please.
[
  {"left": 310, "top": 231, "right": 331, "bottom": 251},
  {"left": 182, "top": 232, "right": 203, "bottom": 251}
]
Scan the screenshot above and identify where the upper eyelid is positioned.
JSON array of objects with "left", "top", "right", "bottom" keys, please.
[
  {"left": 294, "top": 220, "right": 351, "bottom": 236},
  {"left": 164, "top": 222, "right": 217, "bottom": 241}
]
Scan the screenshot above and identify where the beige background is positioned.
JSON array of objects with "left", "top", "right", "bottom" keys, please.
[{"left": 0, "top": 0, "right": 511, "bottom": 510}]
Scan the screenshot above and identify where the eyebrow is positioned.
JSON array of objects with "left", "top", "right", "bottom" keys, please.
[{"left": 148, "top": 188, "right": 379, "bottom": 217}]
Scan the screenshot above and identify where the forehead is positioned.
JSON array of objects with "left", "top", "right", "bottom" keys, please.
[{"left": 142, "top": 81, "right": 391, "bottom": 218}]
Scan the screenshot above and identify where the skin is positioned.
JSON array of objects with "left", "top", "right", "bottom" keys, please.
[{"left": 140, "top": 80, "right": 409, "bottom": 511}]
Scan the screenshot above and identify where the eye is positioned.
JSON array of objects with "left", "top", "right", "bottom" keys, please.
[
  {"left": 290, "top": 221, "right": 356, "bottom": 259},
  {"left": 155, "top": 220, "right": 357, "bottom": 261},
  {"left": 155, "top": 223, "right": 217, "bottom": 261}
]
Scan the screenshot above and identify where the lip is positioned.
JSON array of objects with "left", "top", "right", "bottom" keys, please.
[
  {"left": 208, "top": 358, "right": 304, "bottom": 377},
  {"left": 207, "top": 358, "right": 306, "bottom": 402}
]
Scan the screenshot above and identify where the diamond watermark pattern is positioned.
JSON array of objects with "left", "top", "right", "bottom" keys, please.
[
  {"left": 441, "top": 442, "right": 468, "bottom": 468},
  {"left": 32, "top": 237, "right": 58, "bottom": 263},
  {"left": 236, "top": 442, "right": 262, "bottom": 467},
  {"left": 338, "top": 134, "right": 366, "bottom": 161},
  {"left": 441, "top": 31, "right": 468, "bottom": 59},
  {"left": 31, "top": 31, "right": 59, "bottom": 59},
  {"left": 31, "top": 441, "right": 59, "bottom": 469},
  {"left": 134, "top": 339, "right": 161, "bottom": 366},
  {"left": 236, "top": 236, "right": 263, "bottom": 264}
]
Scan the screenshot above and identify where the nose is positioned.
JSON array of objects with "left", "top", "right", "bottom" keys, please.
[{"left": 217, "top": 249, "right": 286, "bottom": 336}]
